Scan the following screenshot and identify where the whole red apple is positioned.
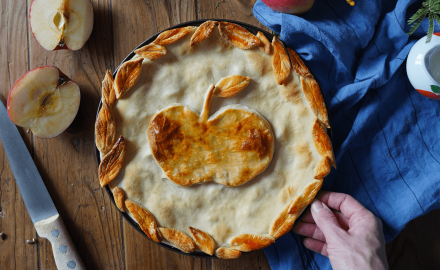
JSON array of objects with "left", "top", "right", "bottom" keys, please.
[{"left": 261, "top": 0, "right": 315, "bottom": 14}]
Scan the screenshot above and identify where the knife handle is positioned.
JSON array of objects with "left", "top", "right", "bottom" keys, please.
[{"left": 35, "top": 214, "right": 85, "bottom": 270}]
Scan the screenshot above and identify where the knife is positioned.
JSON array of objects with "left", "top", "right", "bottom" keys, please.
[{"left": 0, "top": 101, "right": 85, "bottom": 270}]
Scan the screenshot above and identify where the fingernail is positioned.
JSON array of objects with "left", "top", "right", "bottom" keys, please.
[{"left": 311, "top": 199, "right": 324, "bottom": 212}]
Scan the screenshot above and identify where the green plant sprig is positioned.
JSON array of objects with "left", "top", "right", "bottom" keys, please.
[{"left": 408, "top": 0, "right": 440, "bottom": 43}]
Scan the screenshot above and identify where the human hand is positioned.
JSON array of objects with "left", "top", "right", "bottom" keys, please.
[{"left": 293, "top": 191, "right": 388, "bottom": 270}]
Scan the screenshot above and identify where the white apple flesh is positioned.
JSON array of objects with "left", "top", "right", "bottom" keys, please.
[
  {"left": 30, "top": 0, "right": 94, "bottom": 50},
  {"left": 7, "top": 66, "right": 81, "bottom": 138}
]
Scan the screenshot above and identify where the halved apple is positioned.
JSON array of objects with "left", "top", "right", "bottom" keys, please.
[
  {"left": 7, "top": 66, "right": 81, "bottom": 138},
  {"left": 29, "top": 0, "right": 94, "bottom": 50}
]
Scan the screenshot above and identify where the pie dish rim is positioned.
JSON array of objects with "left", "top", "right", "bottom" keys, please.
[{"left": 94, "top": 18, "right": 332, "bottom": 258}]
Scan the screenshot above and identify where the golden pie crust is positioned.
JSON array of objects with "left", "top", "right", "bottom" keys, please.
[
  {"left": 95, "top": 21, "right": 335, "bottom": 258},
  {"left": 147, "top": 83, "right": 275, "bottom": 187}
]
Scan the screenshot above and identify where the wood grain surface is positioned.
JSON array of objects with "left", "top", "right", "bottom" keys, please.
[{"left": 0, "top": 0, "right": 438, "bottom": 269}]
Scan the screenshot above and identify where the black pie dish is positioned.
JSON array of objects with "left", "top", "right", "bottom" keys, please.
[{"left": 95, "top": 19, "right": 332, "bottom": 259}]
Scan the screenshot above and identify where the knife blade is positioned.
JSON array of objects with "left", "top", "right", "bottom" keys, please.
[{"left": 0, "top": 101, "right": 84, "bottom": 270}]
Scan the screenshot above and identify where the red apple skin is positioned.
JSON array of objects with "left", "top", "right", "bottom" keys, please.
[
  {"left": 7, "top": 66, "right": 81, "bottom": 138},
  {"left": 261, "top": 0, "right": 315, "bottom": 14}
]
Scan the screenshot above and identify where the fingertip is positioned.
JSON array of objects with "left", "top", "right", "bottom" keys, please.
[
  {"left": 318, "top": 192, "right": 368, "bottom": 219},
  {"left": 310, "top": 200, "right": 344, "bottom": 239},
  {"left": 311, "top": 199, "right": 325, "bottom": 213}
]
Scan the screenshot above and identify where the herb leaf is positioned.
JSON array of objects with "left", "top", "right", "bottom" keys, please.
[
  {"left": 408, "top": 7, "right": 428, "bottom": 24},
  {"left": 433, "top": 13, "right": 440, "bottom": 27},
  {"left": 407, "top": 0, "right": 440, "bottom": 43},
  {"left": 427, "top": 13, "right": 435, "bottom": 42},
  {"left": 408, "top": 17, "right": 425, "bottom": 36},
  {"left": 432, "top": 5, "right": 440, "bottom": 13}
]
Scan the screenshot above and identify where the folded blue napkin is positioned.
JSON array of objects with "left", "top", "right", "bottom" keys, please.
[{"left": 253, "top": 0, "right": 440, "bottom": 269}]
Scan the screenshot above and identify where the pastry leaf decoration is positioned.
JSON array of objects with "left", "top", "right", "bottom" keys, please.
[
  {"left": 218, "top": 22, "right": 261, "bottom": 49},
  {"left": 287, "top": 48, "right": 313, "bottom": 78},
  {"left": 134, "top": 43, "right": 168, "bottom": 60},
  {"left": 272, "top": 36, "right": 291, "bottom": 85},
  {"left": 311, "top": 119, "right": 335, "bottom": 167},
  {"left": 95, "top": 102, "right": 117, "bottom": 154},
  {"left": 98, "top": 136, "right": 126, "bottom": 187},
  {"left": 112, "top": 187, "right": 126, "bottom": 212},
  {"left": 314, "top": 156, "right": 332, "bottom": 179},
  {"left": 213, "top": 75, "right": 251, "bottom": 98},
  {"left": 114, "top": 58, "right": 143, "bottom": 99},
  {"left": 102, "top": 70, "right": 116, "bottom": 107},
  {"left": 288, "top": 180, "right": 323, "bottom": 214},
  {"left": 159, "top": 228, "right": 196, "bottom": 253},
  {"left": 215, "top": 247, "right": 242, "bottom": 259},
  {"left": 153, "top": 26, "right": 196, "bottom": 46},
  {"left": 188, "top": 227, "right": 216, "bottom": 255},
  {"left": 228, "top": 234, "right": 275, "bottom": 252},
  {"left": 125, "top": 200, "right": 162, "bottom": 243},
  {"left": 256, "top": 31, "right": 271, "bottom": 55},
  {"left": 300, "top": 77, "right": 330, "bottom": 128},
  {"left": 190, "top": 20, "right": 218, "bottom": 46}
]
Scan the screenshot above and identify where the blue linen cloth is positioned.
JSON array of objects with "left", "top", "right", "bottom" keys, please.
[{"left": 253, "top": 0, "right": 440, "bottom": 269}]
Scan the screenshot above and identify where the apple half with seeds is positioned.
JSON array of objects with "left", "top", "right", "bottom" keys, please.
[
  {"left": 30, "top": 0, "right": 94, "bottom": 50},
  {"left": 7, "top": 66, "right": 81, "bottom": 138}
]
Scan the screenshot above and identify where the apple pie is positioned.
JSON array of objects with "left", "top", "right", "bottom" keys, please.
[{"left": 95, "top": 20, "right": 335, "bottom": 258}]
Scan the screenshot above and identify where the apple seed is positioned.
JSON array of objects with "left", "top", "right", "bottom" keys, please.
[{"left": 26, "top": 238, "right": 36, "bottom": 244}]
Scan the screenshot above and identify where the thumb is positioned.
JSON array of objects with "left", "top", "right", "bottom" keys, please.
[{"left": 310, "top": 199, "right": 345, "bottom": 242}]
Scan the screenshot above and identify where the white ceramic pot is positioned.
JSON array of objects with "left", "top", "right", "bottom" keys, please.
[{"left": 407, "top": 33, "right": 440, "bottom": 100}]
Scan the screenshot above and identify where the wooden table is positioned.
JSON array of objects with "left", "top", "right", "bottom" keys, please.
[{"left": 0, "top": 0, "right": 439, "bottom": 269}]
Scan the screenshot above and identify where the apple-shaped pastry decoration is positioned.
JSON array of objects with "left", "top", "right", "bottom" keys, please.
[
  {"left": 261, "top": 0, "right": 315, "bottom": 14},
  {"left": 148, "top": 75, "right": 275, "bottom": 187},
  {"left": 29, "top": 0, "right": 94, "bottom": 50},
  {"left": 7, "top": 66, "right": 81, "bottom": 138}
]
